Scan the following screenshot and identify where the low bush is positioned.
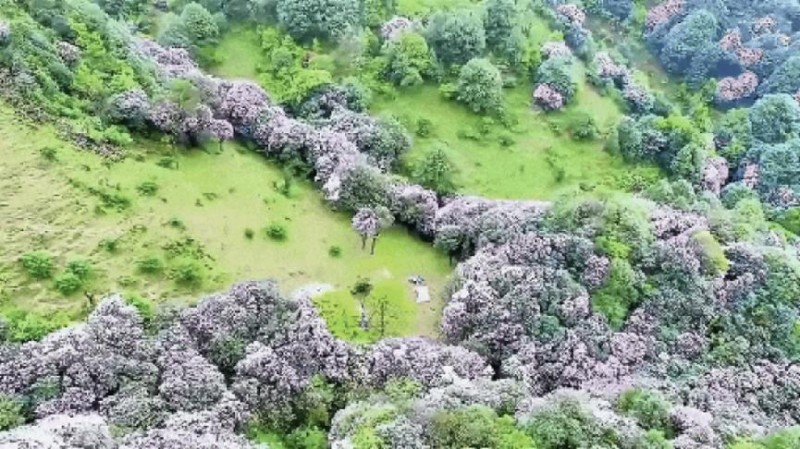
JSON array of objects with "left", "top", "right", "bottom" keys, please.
[
  {"left": 328, "top": 245, "right": 342, "bottom": 257},
  {"left": 136, "top": 181, "right": 159, "bottom": 196},
  {"left": 170, "top": 260, "right": 205, "bottom": 287},
  {"left": 65, "top": 259, "right": 93, "bottom": 281},
  {"left": 0, "top": 394, "right": 25, "bottom": 431},
  {"left": 244, "top": 228, "right": 255, "bottom": 239},
  {"left": 266, "top": 223, "right": 288, "bottom": 241},
  {"left": 19, "top": 252, "right": 53, "bottom": 279},
  {"left": 54, "top": 272, "right": 84, "bottom": 295},
  {"left": 39, "top": 146, "right": 58, "bottom": 161},
  {"left": 137, "top": 256, "right": 164, "bottom": 274}
]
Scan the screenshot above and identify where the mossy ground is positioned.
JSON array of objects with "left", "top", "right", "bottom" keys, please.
[{"left": 0, "top": 107, "right": 450, "bottom": 337}]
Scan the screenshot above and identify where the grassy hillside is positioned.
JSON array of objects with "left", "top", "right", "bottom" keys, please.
[{"left": 0, "top": 107, "right": 450, "bottom": 338}]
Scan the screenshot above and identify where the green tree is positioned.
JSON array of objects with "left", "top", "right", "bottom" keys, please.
[
  {"left": 276, "top": 0, "right": 362, "bottom": 41},
  {"left": 412, "top": 147, "right": 457, "bottom": 195},
  {"left": 382, "top": 32, "right": 433, "bottom": 87},
  {"left": 425, "top": 10, "right": 486, "bottom": 66},
  {"left": 456, "top": 58, "right": 503, "bottom": 114},
  {"left": 180, "top": 2, "right": 219, "bottom": 46}
]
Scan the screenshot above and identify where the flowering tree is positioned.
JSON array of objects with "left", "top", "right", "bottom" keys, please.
[{"left": 533, "top": 84, "right": 565, "bottom": 110}]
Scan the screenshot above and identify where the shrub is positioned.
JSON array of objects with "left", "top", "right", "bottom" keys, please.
[
  {"left": 456, "top": 58, "right": 504, "bottom": 114},
  {"left": 567, "top": 113, "right": 598, "bottom": 140},
  {"left": 19, "top": 252, "right": 53, "bottom": 279},
  {"left": 244, "top": 228, "right": 255, "bottom": 239},
  {"left": 137, "top": 256, "right": 164, "bottom": 274},
  {"left": 99, "top": 237, "right": 119, "bottom": 253},
  {"left": 136, "top": 181, "right": 159, "bottom": 196},
  {"left": 617, "top": 389, "right": 673, "bottom": 435},
  {"left": 171, "top": 260, "right": 205, "bottom": 286},
  {"left": 266, "top": 223, "right": 288, "bottom": 241},
  {"left": 328, "top": 245, "right": 342, "bottom": 257},
  {"left": 416, "top": 118, "right": 433, "bottom": 137},
  {"left": 0, "top": 395, "right": 25, "bottom": 431},
  {"left": 66, "top": 259, "right": 93, "bottom": 281},
  {"left": 124, "top": 294, "right": 155, "bottom": 326},
  {"left": 749, "top": 94, "right": 800, "bottom": 144},
  {"left": 499, "top": 134, "right": 514, "bottom": 147},
  {"left": 285, "top": 426, "right": 327, "bottom": 449},
  {"left": 591, "top": 259, "right": 641, "bottom": 329},
  {"left": 54, "top": 272, "right": 83, "bottom": 295},
  {"left": 39, "top": 146, "right": 58, "bottom": 161}
]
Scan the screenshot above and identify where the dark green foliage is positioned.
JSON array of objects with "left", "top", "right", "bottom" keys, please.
[
  {"left": 524, "top": 399, "right": 615, "bottom": 449},
  {"left": 412, "top": 147, "right": 457, "bottom": 195},
  {"left": 749, "top": 94, "right": 800, "bottom": 144},
  {"left": 456, "top": 58, "right": 504, "bottom": 114},
  {"left": 416, "top": 118, "right": 433, "bottom": 137},
  {"left": 3, "top": 310, "right": 70, "bottom": 342},
  {"left": 19, "top": 251, "right": 53, "bottom": 279},
  {"left": 0, "top": 395, "right": 25, "bottom": 431},
  {"left": 777, "top": 208, "right": 800, "bottom": 236},
  {"left": 266, "top": 223, "right": 288, "bottom": 241},
  {"left": 54, "top": 272, "right": 84, "bottom": 295},
  {"left": 382, "top": 32, "right": 433, "bottom": 87},
  {"left": 429, "top": 406, "right": 535, "bottom": 449},
  {"left": 617, "top": 389, "right": 673, "bottom": 435},
  {"left": 328, "top": 245, "right": 342, "bottom": 257},
  {"left": 483, "top": 0, "right": 523, "bottom": 65},
  {"left": 658, "top": 10, "right": 718, "bottom": 75},
  {"left": 170, "top": 259, "right": 205, "bottom": 286},
  {"left": 337, "top": 166, "right": 390, "bottom": 211},
  {"left": 760, "top": 56, "right": 800, "bottom": 97},
  {"left": 425, "top": 10, "right": 486, "bottom": 66},
  {"left": 180, "top": 2, "right": 219, "bottom": 45},
  {"left": 566, "top": 112, "right": 598, "bottom": 141},
  {"left": 285, "top": 426, "right": 327, "bottom": 449},
  {"left": 137, "top": 256, "right": 164, "bottom": 274},
  {"left": 39, "top": 146, "right": 58, "bottom": 161},
  {"left": 66, "top": 258, "right": 93, "bottom": 281},
  {"left": 276, "top": 0, "right": 361, "bottom": 41},
  {"left": 244, "top": 228, "right": 255, "bottom": 239},
  {"left": 123, "top": 294, "right": 155, "bottom": 326},
  {"left": 99, "top": 237, "right": 119, "bottom": 253},
  {"left": 715, "top": 108, "right": 752, "bottom": 167},
  {"left": 592, "top": 258, "right": 642, "bottom": 329},
  {"left": 136, "top": 181, "right": 159, "bottom": 196}
]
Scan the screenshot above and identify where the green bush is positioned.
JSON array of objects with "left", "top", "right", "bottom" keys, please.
[
  {"left": 3, "top": 310, "right": 69, "bottom": 342},
  {"left": 285, "top": 426, "right": 328, "bottom": 449},
  {"left": 592, "top": 259, "right": 641, "bottom": 329},
  {"left": 416, "top": 118, "right": 433, "bottom": 137},
  {"left": 99, "top": 237, "right": 119, "bottom": 253},
  {"left": 136, "top": 181, "right": 159, "bottom": 196},
  {"left": 66, "top": 259, "right": 93, "bottom": 281},
  {"left": 567, "top": 113, "right": 599, "bottom": 141},
  {"left": 266, "top": 223, "right": 288, "bottom": 241},
  {"left": 171, "top": 260, "right": 205, "bottom": 286},
  {"left": 328, "top": 245, "right": 342, "bottom": 257},
  {"left": 244, "top": 228, "right": 255, "bottom": 239},
  {"left": 0, "top": 394, "right": 25, "bottom": 431},
  {"left": 19, "top": 252, "right": 54, "bottom": 279},
  {"left": 55, "top": 272, "right": 84, "bottom": 295},
  {"left": 137, "top": 256, "right": 165, "bottom": 274},
  {"left": 124, "top": 294, "right": 155, "bottom": 325},
  {"left": 39, "top": 146, "right": 58, "bottom": 161},
  {"left": 617, "top": 389, "right": 673, "bottom": 435}
]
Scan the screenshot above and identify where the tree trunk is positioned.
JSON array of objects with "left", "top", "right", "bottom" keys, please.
[
  {"left": 370, "top": 235, "right": 378, "bottom": 255},
  {"left": 361, "top": 235, "right": 367, "bottom": 250}
]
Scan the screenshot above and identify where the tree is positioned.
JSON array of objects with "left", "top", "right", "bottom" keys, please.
[
  {"left": 456, "top": 58, "right": 503, "bottom": 114},
  {"left": 658, "top": 9, "right": 718, "bottom": 75},
  {"left": 180, "top": 2, "right": 219, "bottom": 46},
  {"left": 536, "top": 57, "right": 577, "bottom": 102},
  {"left": 350, "top": 277, "right": 373, "bottom": 329},
  {"left": 425, "top": 10, "right": 486, "bottom": 66},
  {"left": 276, "top": 0, "right": 362, "bottom": 41},
  {"left": 382, "top": 31, "right": 433, "bottom": 87},
  {"left": 749, "top": 94, "right": 800, "bottom": 144},
  {"left": 352, "top": 207, "right": 379, "bottom": 250},
  {"left": 759, "top": 56, "right": 800, "bottom": 96},
  {"left": 484, "top": 0, "right": 517, "bottom": 60},
  {"left": 412, "top": 146, "right": 457, "bottom": 195}
]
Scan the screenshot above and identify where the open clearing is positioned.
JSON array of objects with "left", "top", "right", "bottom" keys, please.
[{"left": 0, "top": 107, "right": 450, "bottom": 337}]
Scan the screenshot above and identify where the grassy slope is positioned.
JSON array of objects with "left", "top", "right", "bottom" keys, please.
[
  {"left": 373, "top": 15, "right": 659, "bottom": 200},
  {"left": 0, "top": 108, "right": 450, "bottom": 337},
  {"left": 211, "top": 25, "right": 263, "bottom": 79}
]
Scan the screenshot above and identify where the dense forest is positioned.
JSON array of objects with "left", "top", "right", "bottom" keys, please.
[{"left": 1, "top": 0, "right": 800, "bottom": 447}]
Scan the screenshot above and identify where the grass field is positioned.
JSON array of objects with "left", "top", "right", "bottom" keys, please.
[
  {"left": 0, "top": 108, "right": 451, "bottom": 338},
  {"left": 211, "top": 26, "right": 262, "bottom": 80}
]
